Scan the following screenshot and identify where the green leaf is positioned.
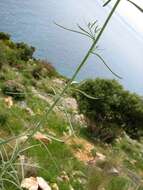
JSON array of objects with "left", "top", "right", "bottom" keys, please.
[
  {"left": 127, "top": 0, "right": 143, "bottom": 13},
  {"left": 103, "top": 0, "right": 112, "bottom": 7}
]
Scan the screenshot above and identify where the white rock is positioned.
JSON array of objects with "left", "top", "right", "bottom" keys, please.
[
  {"left": 4, "top": 96, "right": 13, "bottom": 108},
  {"left": 72, "top": 114, "right": 85, "bottom": 125},
  {"left": 17, "top": 135, "right": 28, "bottom": 144},
  {"left": 21, "top": 177, "right": 38, "bottom": 190},
  {"left": 25, "top": 107, "right": 35, "bottom": 116},
  {"left": 52, "top": 78, "right": 64, "bottom": 85},
  {"left": 37, "top": 177, "right": 51, "bottom": 190},
  {"left": 108, "top": 168, "right": 119, "bottom": 175},
  {"left": 21, "top": 177, "right": 51, "bottom": 190},
  {"left": 63, "top": 97, "right": 78, "bottom": 111},
  {"left": 96, "top": 152, "right": 106, "bottom": 161}
]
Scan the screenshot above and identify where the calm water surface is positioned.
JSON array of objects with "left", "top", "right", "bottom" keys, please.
[{"left": 0, "top": 0, "right": 143, "bottom": 94}]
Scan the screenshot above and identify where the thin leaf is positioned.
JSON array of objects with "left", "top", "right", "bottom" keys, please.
[
  {"left": 73, "top": 88, "right": 100, "bottom": 100},
  {"left": 127, "top": 0, "right": 143, "bottom": 13},
  {"left": 92, "top": 52, "right": 122, "bottom": 79},
  {"left": 54, "top": 22, "right": 92, "bottom": 39},
  {"left": 77, "top": 24, "right": 93, "bottom": 39},
  {"left": 90, "top": 20, "right": 98, "bottom": 29},
  {"left": 103, "top": 0, "right": 112, "bottom": 7},
  {"left": 63, "top": 105, "right": 75, "bottom": 136}
]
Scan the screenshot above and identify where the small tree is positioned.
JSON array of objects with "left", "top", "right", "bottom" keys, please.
[
  {"left": 0, "top": 32, "right": 10, "bottom": 40},
  {"left": 75, "top": 79, "right": 143, "bottom": 142}
]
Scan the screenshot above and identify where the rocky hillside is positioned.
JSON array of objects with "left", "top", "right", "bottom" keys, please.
[{"left": 0, "top": 32, "right": 143, "bottom": 190}]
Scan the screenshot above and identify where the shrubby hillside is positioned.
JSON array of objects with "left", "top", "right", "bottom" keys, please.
[
  {"left": 74, "top": 79, "right": 143, "bottom": 142},
  {"left": 0, "top": 32, "right": 143, "bottom": 190}
]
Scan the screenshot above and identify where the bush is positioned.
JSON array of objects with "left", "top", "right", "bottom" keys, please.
[
  {"left": 118, "top": 91, "right": 143, "bottom": 139},
  {"left": 6, "top": 50, "right": 19, "bottom": 66},
  {"left": 16, "top": 42, "right": 35, "bottom": 61},
  {"left": 0, "top": 32, "right": 10, "bottom": 40},
  {"left": 32, "top": 60, "right": 58, "bottom": 79},
  {"left": 74, "top": 79, "right": 143, "bottom": 142},
  {"left": 2, "top": 80, "right": 26, "bottom": 100}
]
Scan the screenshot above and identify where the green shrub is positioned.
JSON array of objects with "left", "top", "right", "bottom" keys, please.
[
  {"left": 117, "top": 91, "right": 143, "bottom": 139},
  {"left": 0, "top": 41, "right": 19, "bottom": 67},
  {"left": 0, "top": 32, "right": 10, "bottom": 40},
  {"left": 16, "top": 42, "right": 35, "bottom": 61},
  {"left": 74, "top": 79, "right": 143, "bottom": 142},
  {"left": 6, "top": 50, "right": 19, "bottom": 66},
  {"left": 4, "top": 39, "right": 16, "bottom": 49},
  {"left": 2, "top": 80, "right": 26, "bottom": 100},
  {"left": 32, "top": 60, "right": 58, "bottom": 79}
]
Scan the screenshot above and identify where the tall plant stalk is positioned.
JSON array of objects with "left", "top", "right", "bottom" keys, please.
[
  {"left": 33, "top": 0, "right": 122, "bottom": 128},
  {"left": 0, "top": 0, "right": 122, "bottom": 184},
  {"left": 0, "top": 0, "right": 122, "bottom": 147},
  {"left": 22, "top": 0, "right": 122, "bottom": 142},
  {"left": 0, "top": 2, "right": 122, "bottom": 175}
]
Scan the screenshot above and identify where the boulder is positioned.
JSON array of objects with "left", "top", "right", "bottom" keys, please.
[
  {"left": 107, "top": 167, "right": 119, "bottom": 175},
  {"left": 96, "top": 152, "right": 106, "bottom": 161},
  {"left": 21, "top": 176, "right": 51, "bottom": 190},
  {"left": 17, "top": 135, "right": 28, "bottom": 144},
  {"left": 21, "top": 177, "right": 38, "bottom": 190},
  {"left": 63, "top": 97, "right": 78, "bottom": 112},
  {"left": 72, "top": 114, "right": 85, "bottom": 125},
  {"left": 52, "top": 78, "right": 65, "bottom": 85},
  {"left": 4, "top": 96, "right": 13, "bottom": 108},
  {"left": 37, "top": 177, "right": 51, "bottom": 190}
]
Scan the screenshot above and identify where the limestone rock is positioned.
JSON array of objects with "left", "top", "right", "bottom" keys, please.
[
  {"left": 21, "top": 176, "right": 51, "bottom": 190},
  {"left": 107, "top": 167, "right": 119, "bottom": 175},
  {"left": 63, "top": 97, "right": 78, "bottom": 112},
  {"left": 21, "top": 177, "right": 38, "bottom": 190},
  {"left": 72, "top": 114, "right": 85, "bottom": 125},
  {"left": 52, "top": 78, "right": 65, "bottom": 85},
  {"left": 37, "top": 177, "right": 51, "bottom": 190},
  {"left": 25, "top": 107, "right": 35, "bottom": 116},
  {"left": 4, "top": 96, "right": 13, "bottom": 108},
  {"left": 17, "top": 135, "right": 28, "bottom": 144},
  {"left": 96, "top": 152, "right": 106, "bottom": 161}
]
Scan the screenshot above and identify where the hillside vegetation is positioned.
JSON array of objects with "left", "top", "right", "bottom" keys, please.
[{"left": 0, "top": 32, "right": 143, "bottom": 190}]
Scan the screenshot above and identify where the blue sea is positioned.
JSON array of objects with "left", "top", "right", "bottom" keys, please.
[{"left": 0, "top": 0, "right": 143, "bottom": 94}]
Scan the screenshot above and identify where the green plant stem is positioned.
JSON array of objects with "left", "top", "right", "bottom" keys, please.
[
  {"left": 0, "top": 0, "right": 121, "bottom": 168},
  {"left": 0, "top": 0, "right": 122, "bottom": 147},
  {"left": 41, "top": 0, "right": 122, "bottom": 119},
  {"left": 25, "top": 0, "right": 122, "bottom": 142}
]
